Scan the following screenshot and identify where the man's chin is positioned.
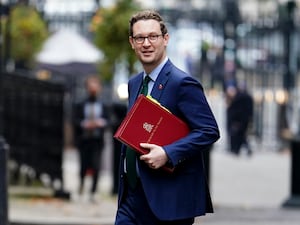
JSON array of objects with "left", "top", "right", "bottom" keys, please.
[{"left": 141, "top": 57, "right": 154, "bottom": 65}]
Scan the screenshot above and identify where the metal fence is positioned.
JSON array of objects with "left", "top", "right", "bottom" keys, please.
[{"left": 1, "top": 72, "right": 65, "bottom": 189}]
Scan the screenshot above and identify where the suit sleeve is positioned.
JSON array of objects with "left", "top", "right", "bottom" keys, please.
[{"left": 163, "top": 76, "right": 220, "bottom": 167}]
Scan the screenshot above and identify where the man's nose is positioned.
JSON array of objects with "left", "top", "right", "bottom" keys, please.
[{"left": 143, "top": 37, "right": 151, "bottom": 45}]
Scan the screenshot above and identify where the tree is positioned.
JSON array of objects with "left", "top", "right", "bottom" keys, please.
[
  {"left": 90, "top": 0, "right": 141, "bottom": 82},
  {"left": 8, "top": 3, "right": 48, "bottom": 69}
]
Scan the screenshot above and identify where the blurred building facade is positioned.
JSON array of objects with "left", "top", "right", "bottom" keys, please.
[
  {"left": 2, "top": 0, "right": 300, "bottom": 141},
  {"left": 12, "top": 0, "right": 298, "bottom": 140}
]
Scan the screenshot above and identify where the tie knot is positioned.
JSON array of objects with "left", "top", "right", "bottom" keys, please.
[{"left": 143, "top": 75, "right": 151, "bottom": 85}]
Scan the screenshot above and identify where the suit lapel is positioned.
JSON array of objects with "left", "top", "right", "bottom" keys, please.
[
  {"left": 133, "top": 73, "right": 144, "bottom": 99},
  {"left": 129, "top": 60, "right": 173, "bottom": 104},
  {"left": 150, "top": 60, "right": 172, "bottom": 100},
  {"left": 129, "top": 72, "right": 143, "bottom": 107}
]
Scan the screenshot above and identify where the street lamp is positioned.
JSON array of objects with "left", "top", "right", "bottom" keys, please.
[
  {"left": 278, "top": 0, "right": 300, "bottom": 209},
  {"left": 0, "top": 1, "right": 10, "bottom": 224},
  {"left": 0, "top": 0, "right": 11, "bottom": 134},
  {"left": 276, "top": 0, "right": 297, "bottom": 90},
  {"left": 0, "top": 1, "right": 9, "bottom": 74}
]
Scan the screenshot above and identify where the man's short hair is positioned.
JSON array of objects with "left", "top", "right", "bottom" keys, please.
[{"left": 129, "top": 10, "right": 168, "bottom": 37}]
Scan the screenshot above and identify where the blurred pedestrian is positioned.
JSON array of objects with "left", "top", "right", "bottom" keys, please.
[
  {"left": 210, "top": 47, "right": 224, "bottom": 90},
  {"left": 114, "top": 10, "right": 220, "bottom": 225},
  {"left": 198, "top": 40, "right": 210, "bottom": 84},
  {"left": 184, "top": 51, "right": 195, "bottom": 76},
  {"left": 72, "top": 75, "right": 109, "bottom": 202},
  {"left": 226, "top": 83, "right": 254, "bottom": 156}
]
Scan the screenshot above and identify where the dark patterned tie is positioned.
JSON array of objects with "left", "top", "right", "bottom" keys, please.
[{"left": 126, "top": 75, "right": 151, "bottom": 188}]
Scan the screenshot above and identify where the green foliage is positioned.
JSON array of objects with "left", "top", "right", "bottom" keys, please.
[
  {"left": 91, "top": 0, "right": 141, "bottom": 82},
  {"left": 9, "top": 4, "right": 48, "bottom": 68}
]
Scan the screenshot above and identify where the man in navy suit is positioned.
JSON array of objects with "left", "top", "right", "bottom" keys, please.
[{"left": 115, "top": 10, "right": 220, "bottom": 225}]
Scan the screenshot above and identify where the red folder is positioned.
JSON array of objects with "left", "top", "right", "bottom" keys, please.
[{"left": 114, "top": 95, "right": 190, "bottom": 172}]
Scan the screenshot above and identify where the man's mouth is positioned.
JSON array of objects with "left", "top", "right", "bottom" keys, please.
[{"left": 142, "top": 51, "right": 153, "bottom": 56}]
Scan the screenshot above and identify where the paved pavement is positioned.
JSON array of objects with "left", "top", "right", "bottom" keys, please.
[
  {"left": 7, "top": 92, "right": 300, "bottom": 224},
  {"left": 8, "top": 144, "right": 300, "bottom": 225}
]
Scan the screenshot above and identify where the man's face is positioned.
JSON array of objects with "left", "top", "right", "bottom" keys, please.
[
  {"left": 226, "top": 86, "right": 237, "bottom": 98},
  {"left": 87, "top": 80, "right": 101, "bottom": 97},
  {"left": 129, "top": 19, "right": 169, "bottom": 73}
]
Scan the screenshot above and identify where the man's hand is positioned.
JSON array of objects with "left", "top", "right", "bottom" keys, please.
[
  {"left": 139, "top": 143, "right": 169, "bottom": 169},
  {"left": 82, "top": 118, "right": 107, "bottom": 130}
]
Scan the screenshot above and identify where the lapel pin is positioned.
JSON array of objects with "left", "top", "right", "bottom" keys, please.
[{"left": 159, "top": 84, "right": 163, "bottom": 90}]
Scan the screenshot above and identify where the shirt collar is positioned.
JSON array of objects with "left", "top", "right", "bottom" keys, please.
[{"left": 144, "top": 57, "right": 168, "bottom": 82}]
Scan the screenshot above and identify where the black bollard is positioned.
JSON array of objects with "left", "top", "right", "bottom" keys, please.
[
  {"left": 0, "top": 136, "right": 9, "bottom": 225},
  {"left": 282, "top": 137, "right": 300, "bottom": 207}
]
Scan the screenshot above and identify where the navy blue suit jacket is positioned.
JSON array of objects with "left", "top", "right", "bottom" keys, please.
[{"left": 118, "top": 60, "right": 220, "bottom": 220}]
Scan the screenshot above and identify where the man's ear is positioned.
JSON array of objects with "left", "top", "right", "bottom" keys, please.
[
  {"left": 163, "top": 33, "right": 169, "bottom": 46},
  {"left": 129, "top": 37, "right": 135, "bottom": 49}
]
